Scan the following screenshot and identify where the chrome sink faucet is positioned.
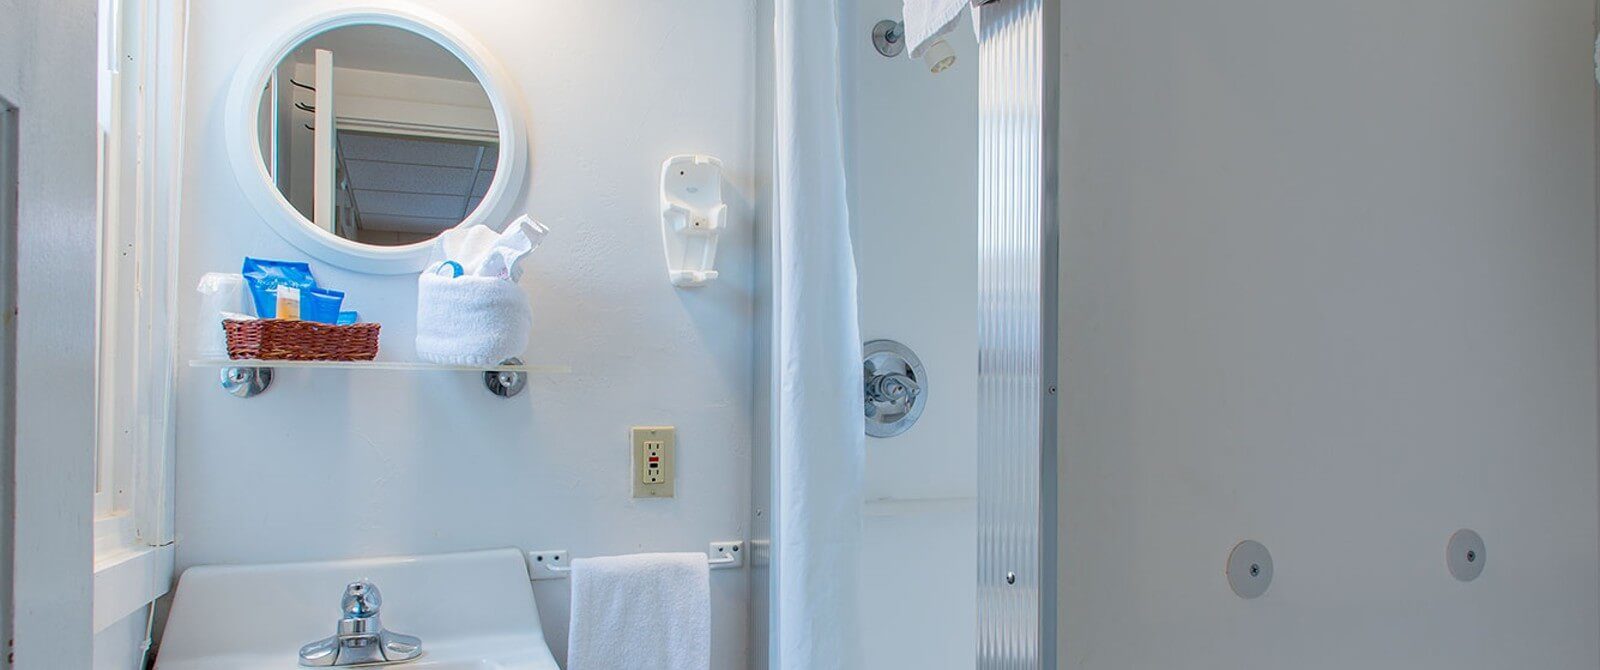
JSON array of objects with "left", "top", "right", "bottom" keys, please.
[{"left": 299, "top": 580, "right": 423, "bottom": 667}]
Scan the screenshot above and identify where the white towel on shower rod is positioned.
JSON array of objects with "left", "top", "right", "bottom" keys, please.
[
  {"left": 903, "top": 0, "right": 972, "bottom": 58},
  {"left": 567, "top": 553, "right": 710, "bottom": 670}
]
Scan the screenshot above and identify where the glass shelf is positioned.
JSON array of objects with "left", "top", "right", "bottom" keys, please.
[
  {"left": 188, "top": 358, "right": 570, "bottom": 374},
  {"left": 190, "top": 358, "right": 568, "bottom": 399}
]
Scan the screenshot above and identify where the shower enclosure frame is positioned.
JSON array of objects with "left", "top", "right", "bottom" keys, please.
[
  {"left": 974, "top": 0, "right": 1060, "bottom": 667},
  {"left": 750, "top": 0, "right": 1059, "bottom": 666}
]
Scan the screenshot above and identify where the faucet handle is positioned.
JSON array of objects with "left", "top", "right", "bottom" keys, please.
[{"left": 340, "top": 580, "right": 382, "bottom": 618}]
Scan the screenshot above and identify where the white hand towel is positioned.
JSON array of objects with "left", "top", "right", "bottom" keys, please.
[
  {"left": 567, "top": 553, "right": 710, "bottom": 670},
  {"left": 414, "top": 264, "right": 532, "bottom": 367},
  {"left": 439, "top": 223, "right": 500, "bottom": 270},
  {"left": 437, "top": 216, "right": 550, "bottom": 280},
  {"left": 473, "top": 216, "right": 548, "bottom": 281},
  {"left": 903, "top": 0, "right": 972, "bottom": 58}
]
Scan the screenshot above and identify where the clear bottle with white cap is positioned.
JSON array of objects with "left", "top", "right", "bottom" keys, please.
[{"left": 195, "top": 272, "right": 248, "bottom": 357}]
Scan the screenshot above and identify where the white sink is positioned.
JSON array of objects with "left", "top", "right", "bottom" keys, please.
[{"left": 156, "top": 548, "right": 560, "bottom": 670}]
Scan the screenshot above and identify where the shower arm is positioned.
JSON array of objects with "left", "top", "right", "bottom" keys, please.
[{"left": 875, "top": 0, "right": 1007, "bottom": 57}]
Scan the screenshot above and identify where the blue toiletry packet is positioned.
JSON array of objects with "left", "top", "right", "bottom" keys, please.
[
  {"left": 336, "top": 311, "right": 359, "bottom": 325},
  {"left": 301, "top": 287, "right": 346, "bottom": 325},
  {"left": 242, "top": 257, "right": 317, "bottom": 318}
]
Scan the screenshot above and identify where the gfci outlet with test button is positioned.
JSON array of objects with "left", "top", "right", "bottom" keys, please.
[{"left": 632, "top": 426, "right": 676, "bottom": 498}]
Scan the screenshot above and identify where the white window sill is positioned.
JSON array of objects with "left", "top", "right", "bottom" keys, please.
[{"left": 94, "top": 516, "right": 173, "bottom": 633}]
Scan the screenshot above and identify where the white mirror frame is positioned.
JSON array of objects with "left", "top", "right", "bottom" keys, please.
[{"left": 225, "top": 4, "right": 526, "bottom": 274}]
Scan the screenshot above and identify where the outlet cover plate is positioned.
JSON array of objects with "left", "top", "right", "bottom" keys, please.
[{"left": 632, "top": 426, "right": 676, "bottom": 498}]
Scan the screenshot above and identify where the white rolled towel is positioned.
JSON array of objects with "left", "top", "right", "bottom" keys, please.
[
  {"left": 415, "top": 264, "right": 532, "bottom": 367},
  {"left": 903, "top": 0, "right": 973, "bottom": 58}
]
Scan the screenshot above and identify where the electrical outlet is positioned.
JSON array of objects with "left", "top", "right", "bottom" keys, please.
[
  {"left": 632, "top": 426, "right": 675, "bottom": 498},
  {"left": 642, "top": 440, "right": 666, "bottom": 484}
]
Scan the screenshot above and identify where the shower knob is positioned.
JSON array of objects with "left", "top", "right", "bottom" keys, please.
[{"left": 863, "top": 339, "right": 928, "bottom": 438}]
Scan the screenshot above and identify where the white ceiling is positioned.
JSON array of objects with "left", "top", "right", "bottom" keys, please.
[{"left": 338, "top": 131, "right": 496, "bottom": 235}]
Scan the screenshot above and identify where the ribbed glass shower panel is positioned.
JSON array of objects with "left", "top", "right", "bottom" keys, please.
[{"left": 976, "top": 0, "right": 1058, "bottom": 668}]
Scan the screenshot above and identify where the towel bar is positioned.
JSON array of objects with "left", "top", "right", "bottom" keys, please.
[{"left": 526, "top": 541, "right": 742, "bottom": 581}]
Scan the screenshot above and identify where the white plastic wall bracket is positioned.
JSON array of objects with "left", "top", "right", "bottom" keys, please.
[
  {"left": 660, "top": 154, "right": 727, "bottom": 287},
  {"left": 525, "top": 541, "right": 744, "bottom": 581},
  {"left": 526, "top": 549, "right": 569, "bottom": 581}
]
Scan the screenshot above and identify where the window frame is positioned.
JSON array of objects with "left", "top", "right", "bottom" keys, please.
[{"left": 90, "top": 0, "right": 186, "bottom": 633}]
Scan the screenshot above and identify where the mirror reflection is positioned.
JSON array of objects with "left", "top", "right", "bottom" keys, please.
[{"left": 256, "top": 25, "right": 498, "bottom": 246}]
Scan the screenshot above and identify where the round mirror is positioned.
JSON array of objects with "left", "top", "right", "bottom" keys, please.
[{"left": 228, "top": 9, "right": 524, "bottom": 273}]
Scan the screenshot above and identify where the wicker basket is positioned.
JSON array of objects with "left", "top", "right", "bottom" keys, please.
[{"left": 224, "top": 319, "right": 381, "bottom": 361}]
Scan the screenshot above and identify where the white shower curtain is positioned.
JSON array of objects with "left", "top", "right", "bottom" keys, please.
[{"left": 773, "top": 1, "right": 864, "bottom": 669}]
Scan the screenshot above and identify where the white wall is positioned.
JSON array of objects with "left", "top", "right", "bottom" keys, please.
[
  {"left": 0, "top": 2, "right": 17, "bottom": 658},
  {"left": 94, "top": 609, "right": 147, "bottom": 670},
  {"left": 175, "top": 2, "right": 756, "bottom": 668},
  {"left": 1059, "top": 1, "right": 1600, "bottom": 667},
  {"left": 747, "top": 1, "right": 774, "bottom": 667},
  {"left": 842, "top": 0, "right": 978, "bottom": 666}
]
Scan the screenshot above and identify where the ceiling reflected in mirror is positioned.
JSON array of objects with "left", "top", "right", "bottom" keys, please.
[{"left": 255, "top": 24, "right": 499, "bottom": 247}]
